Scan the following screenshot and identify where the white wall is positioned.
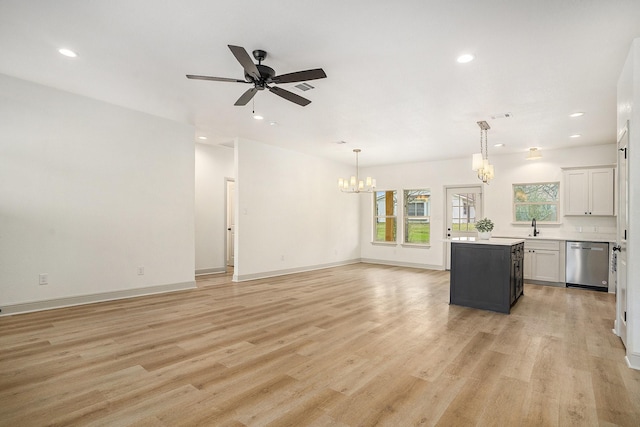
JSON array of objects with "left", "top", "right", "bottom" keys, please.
[
  {"left": 359, "top": 144, "right": 617, "bottom": 269},
  {"left": 486, "top": 144, "right": 617, "bottom": 238},
  {"left": 234, "top": 138, "right": 360, "bottom": 281},
  {"left": 0, "top": 74, "right": 195, "bottom": 313},
  {"left": 617, "top": 37, "right": 640, "bottom": 369},
  {"left": 194, "top": 143, "right": 234, "bottom": 274}
]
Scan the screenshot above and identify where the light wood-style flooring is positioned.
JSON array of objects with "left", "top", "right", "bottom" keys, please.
[{"left": 1, "top": 263, "right": 639, "bottom": 426}]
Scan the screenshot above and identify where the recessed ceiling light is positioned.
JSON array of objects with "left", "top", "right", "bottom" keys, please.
[
  {"left": 457, "top": 54, "right": 475, "bottom": 63},
  {"left": 570, "top": 134, "right": 582, "bottom": 138},
  {"left": 569, "top": 112, "right": 585, "bottom": 118},
  {"left": 253, "top": 115, "right": 264, "bottom": 120},
  {"left": 197, "top": 136, "right": 207, "bottom": 140},
  {"left": 58, "top": 48, "right": 78, "bottom": 58},
  {"left": 269, "top": 121, "right": 277, "bottom": 126},
  {"left": 494, "top": 143, "right": 505, "bottom": 147}
]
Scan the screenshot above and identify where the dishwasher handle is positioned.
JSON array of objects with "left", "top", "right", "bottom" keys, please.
[{"left": 569, "top": 244, "right": 603, "bottom": 251}]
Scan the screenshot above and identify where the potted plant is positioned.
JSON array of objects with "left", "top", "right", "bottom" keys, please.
[{"left": 476, "top": 217, "right": 494, "bottom": 240}]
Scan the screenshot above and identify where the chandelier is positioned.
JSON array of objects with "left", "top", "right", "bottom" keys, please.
[
  {"left": 338, "top": 149, "right": 376, "bottom": 193},
  {"left": 471, "top": 120, "right": 495, "bottom": 184}
]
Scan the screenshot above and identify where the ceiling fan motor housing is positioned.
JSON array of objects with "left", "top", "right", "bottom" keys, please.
[{"left": 246, "top": 64, "right": 275, "bottom": 89}]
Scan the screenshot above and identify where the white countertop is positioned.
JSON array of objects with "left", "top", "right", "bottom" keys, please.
[
  {"left": 450, "top": 237, "right": 525, "bottom": 246},
  {"left": 493, "top": 234, "right": 616, "bottom": 243}
]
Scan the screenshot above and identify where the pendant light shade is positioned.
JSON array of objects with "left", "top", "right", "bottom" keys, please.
[{"left": 472, "top": 153, "right": 484, "bottom": 170}]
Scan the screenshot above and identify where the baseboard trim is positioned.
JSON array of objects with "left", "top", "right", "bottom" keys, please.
[
  {"left": 195, "top": 267, "right": 227, "bottom": 276},
  {"left": 0, "top": 281, "right": 196, "bottom": 316},
  {"left": 360, "top": 258, "right": 445, "bottom": 271},
  {"left": 525, "top": 279, "right": 566, "bottom": 288},
  {"left": 626, "top": 353, "right": 640, "bottom": 370},
  {"left": 233, "top": 259, "right": 361, "bottom": 282}
]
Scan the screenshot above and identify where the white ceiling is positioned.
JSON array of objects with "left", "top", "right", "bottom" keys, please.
[{"left": 1, "top": 1, "right": 639, "bottom": 166}]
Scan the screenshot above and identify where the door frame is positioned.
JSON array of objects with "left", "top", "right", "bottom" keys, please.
[
  {"left": 225, "top": 177, "right": 235, "bottom": 271},
  {"left": 615, "top": 123, "right": 629, "bottom": 346}
]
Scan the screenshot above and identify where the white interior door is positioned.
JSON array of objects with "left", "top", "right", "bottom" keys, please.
[
  {"left": 616, "top": 125, "right": 628, "bottom": 346},
  {"left": 444, "top": 186, "right": 483, "bottom": 269},
  {"left": 226, "top": 179, "right": 235, "bottom": 268}
]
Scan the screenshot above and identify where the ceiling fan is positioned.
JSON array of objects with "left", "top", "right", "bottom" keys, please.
[{"left": 187, "top": 45, "right": 327, "bottom": 107}]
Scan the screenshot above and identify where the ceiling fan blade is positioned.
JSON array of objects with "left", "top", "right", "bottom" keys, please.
[
  {"left": 186, "top": 74, "right": 248, "bottom": 83},
  {"left": 234, "top": 87, "right": 258, "bottom": 106},
  {"left": 272, "top": 68, "right": 327, "bottom": 84},
  {"left": 269, "top": 86, "right": 311, "bottom": 106},
  {"left": 228, "top": 45, "right": 261, "bottom": 80}
]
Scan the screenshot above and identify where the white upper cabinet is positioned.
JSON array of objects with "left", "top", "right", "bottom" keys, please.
[{"left": 563, "top": 167, "right": 615, "bottom": 216}]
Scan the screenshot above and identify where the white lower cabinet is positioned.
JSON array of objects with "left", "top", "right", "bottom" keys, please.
[{"left": 524, "top": 240, "right": 561, "bottom": 282}]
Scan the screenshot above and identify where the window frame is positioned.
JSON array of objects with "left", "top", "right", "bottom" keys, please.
[
  {"left": 512, "top": 181, "right": 561, "bottom": 224},
  {"left": 403, "top": 189, "right": 431, "bottom": 246},
  {"left": 373, "top": 190, "right": 398, "bottom": 243}
]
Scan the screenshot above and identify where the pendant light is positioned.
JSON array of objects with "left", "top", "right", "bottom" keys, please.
[
  {"left": 338, "top": 149, "right": 376, "bottom": 193},
  {"left": 471, "top": 120, "right": 494, "bottom": 184}
]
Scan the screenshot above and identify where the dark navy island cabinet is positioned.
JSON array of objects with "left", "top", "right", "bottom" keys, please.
[{"left": 450, "top": 239, "right": 525, "bottom": 314}]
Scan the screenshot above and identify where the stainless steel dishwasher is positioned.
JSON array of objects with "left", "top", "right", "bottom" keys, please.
[{"left": 565, "top": 241, "right": 609, "bottom": 290}]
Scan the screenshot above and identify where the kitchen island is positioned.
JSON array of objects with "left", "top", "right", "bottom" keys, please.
[{"left": 450, "top": 237, "right": 525, "bottom": 314}]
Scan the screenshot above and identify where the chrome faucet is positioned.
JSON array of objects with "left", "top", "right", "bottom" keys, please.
[{"left": 531, "top": 218, "right": 540, "bottom": 237}]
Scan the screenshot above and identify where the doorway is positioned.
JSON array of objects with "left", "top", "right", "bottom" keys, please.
[
  {"left": 444, "top": 185, "right": 483, "bottom": 269},
  {"left": 226, "top": 179, "right": 235, "bottom": 269}
]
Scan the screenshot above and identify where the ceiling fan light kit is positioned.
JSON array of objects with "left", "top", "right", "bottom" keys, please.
[{"left": 187, "top": 45, "right": 327, "bottom": 107}]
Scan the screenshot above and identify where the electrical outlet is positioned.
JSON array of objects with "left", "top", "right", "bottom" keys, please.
[
  {"left": 137, "top": 266, "right": 144, "bottom": 275},
  {"left": 39, "top": 273, "right": 48, "bottom": 285}
]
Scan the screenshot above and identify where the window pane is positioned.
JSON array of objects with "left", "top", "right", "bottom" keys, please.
[
  {"left": 451, "top": 192, "right": 477, "bottom": 231},
  {"left": 374, "top": 190, "right": 397, "bottom": 242},
  {"left": 513, "top": 182, "right": 560, "bottom": 223},
  {"left": 515, "top": 204, "right": 558, "bottom": 222},
  {"left": 404, "top": 189, "right": 430, "bottom": 245},
  {"left": 405, "top": 219, "right": 430, "bottom": 244},
  {"left": 404, "top": 190, "right": 430, "bottom": 215},
  {"left": 375, "top": 218, "right": 396, "bottom": 242},
  {"left": 513, "top": 183, "right": 559, "bottom": 202},
  {"left": 375, "top": 191, "right": 397, "bottom": 216}
]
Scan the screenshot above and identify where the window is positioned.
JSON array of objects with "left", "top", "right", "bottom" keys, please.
[
  {"left": 451, "top": 191, "right": 478, "bottom": 232},
  {"left": 374, "top": 191, "right": 397, "bottom": 242},
  {"left": 513, "top": 182, "right": 560, "bottom": 222},
  {"left": 404, "top": 189, "right": 431, "bottom": 245}
]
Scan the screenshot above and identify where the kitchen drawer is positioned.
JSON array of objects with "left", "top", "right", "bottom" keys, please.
[{"left": 525, "top": 239, "right": 560, "bottom": 251}]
